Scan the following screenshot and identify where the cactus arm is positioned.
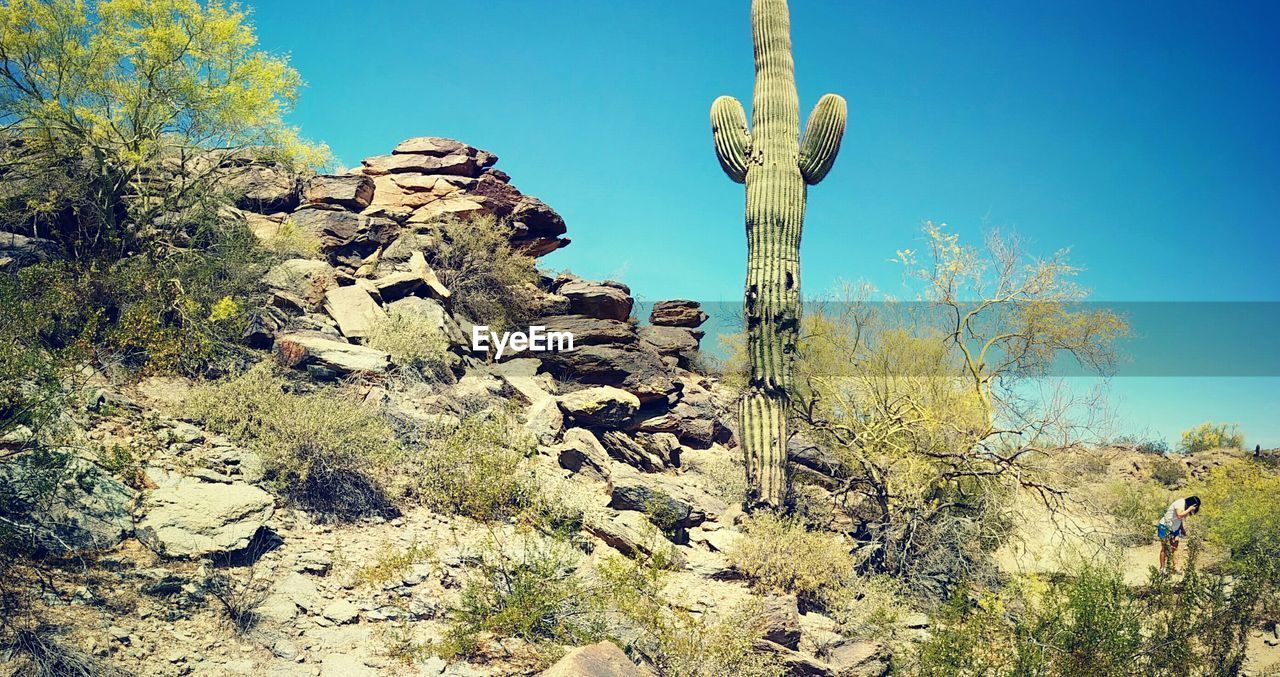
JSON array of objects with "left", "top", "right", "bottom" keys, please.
[
  {"left": 798, "top": 93, "right": 847, "bottom": 185},
  {"left": 711, "top": 95, "right": 751, "bottom": 183}
]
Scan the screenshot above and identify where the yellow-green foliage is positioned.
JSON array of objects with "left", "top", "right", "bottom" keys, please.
[
  {"left": 402, "top": 410, "right": 535, "bottom": 522},
  {"left": 729, "top": 513, "right": 856, "bottom": 599},
  {"left": 1097, "top": 479, "right": 1169, "bottom": 546},
  {"left": 0, "top": 0, "right": 328, "bottom": 256},
  {"left": 364, "top": 310, "right": 450, "bottom": 373},
  {"left": 823, "top": 575, "right": 911, "bottom": 642},
  {"left": 351, "top": 543, "right": 433, "bottom": 588},
  {"left": 429, "top": 215, "right": 539, "bottom": 331},
  {"left": 1178, "top": 421, "right": 1244, "bottom": 453},
  {"left": 188, "top": 363, "right": 399, "bottom": 520},
  {"left": 1195, "top": 459, "right": 1280, "bottom": 620},
  {"left": 439, "top": 537, "right": 604, "bottom": 662},
  {"left": 596, "top": 555, "right": 785, "bottom": 677}
]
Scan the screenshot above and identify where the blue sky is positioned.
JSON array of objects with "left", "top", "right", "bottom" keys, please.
[{"left": 248, "top": 1, "right": 1279, "bottom": 446}]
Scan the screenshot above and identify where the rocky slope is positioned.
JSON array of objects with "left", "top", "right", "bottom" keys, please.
[{"left": 1, "top": 138, "right": 895, "bottom": 676}]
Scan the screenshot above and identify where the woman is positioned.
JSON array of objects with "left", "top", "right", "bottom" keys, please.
[{"left": 1157, "top": 495, "right": 1200, "bottom": 573}]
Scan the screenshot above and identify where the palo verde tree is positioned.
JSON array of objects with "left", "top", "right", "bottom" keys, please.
[
  {"left": 792, "top": 224, "right": 1127, "bottom": 594},
  {"left": 710, "top": 0, "right": 847, "bottom": 509},
  {"left": 0, "top": 0, "right": 327, "bottom": 259}
]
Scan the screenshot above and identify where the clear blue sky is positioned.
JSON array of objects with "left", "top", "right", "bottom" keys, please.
[{"left": 248, "top": 1, "right": 1279, "bottom": 446}]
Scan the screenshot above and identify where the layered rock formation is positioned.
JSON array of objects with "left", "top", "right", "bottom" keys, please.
[{"left": 232, "top": 137, "right": 725, "bottom": 451}]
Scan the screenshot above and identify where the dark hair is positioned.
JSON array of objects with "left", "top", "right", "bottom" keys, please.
[{"left": 1185, "top": 496, "right": 1201, "bottom": 514}]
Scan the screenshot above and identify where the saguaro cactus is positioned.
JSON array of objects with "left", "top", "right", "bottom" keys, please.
[{"left": 711, "top": 0, "right": 846, "bottom": 509}]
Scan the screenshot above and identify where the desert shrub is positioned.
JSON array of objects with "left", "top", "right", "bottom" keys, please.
[
  {"left": 438, "top": 537, "right": 605, "bottom": 660},
  {"left": 1178, "top": 422, "right": 1244, "bottom": 454},
  {"left": 401, "top": 410, "right": 535, "bottom": 522},
  {"left": 428, "top": 215, "right": 539, "bottom": 331},
  {"left": 187, "top": 363, "right": 399, "bottom": 521},
  {"left": 203, "top": 568, "right": 270, "bottom": 635},
  {"left": 352, "top": 543, "right": 434, "bottom": 588},
  {"left": 1195, "top": 460, "right": 1280, "bottom": 622},
  {"left": 597, "top": 555, "right": 785, "bottom": 677},
  {"left": 1098, "top": 479, "right": 1168, "bottom": 546},
  {"left": 913, "top": 556, "right": 1254, "bottom": 676},
  {"left": 1150, "top": 455, "right": 1187, "bottom": 487},
  {"left": 0, "top": 225, "right": 264, "bottom": 377},
  {"left": 364, "top": 309, "right": 451, "bottom": 376},
  {"left": 823, "top": 575, "right": 912, "bottom": 642},
  {"left": 258, "top": 218, "right": 321, "bottom": 258},
  {"left": 729, "top": 513, "right": 857, "bottom": 600},
  {"left": 0, "top": 625, "right": 125, "bottom": 677}
]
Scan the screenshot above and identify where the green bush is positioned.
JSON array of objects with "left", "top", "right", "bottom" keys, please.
[
  {"left": 1178, "top": 422, "right": 1244, "bottom": 454},
  {"left": 728, "top": 513, "right": 857, "bottom": 600},
  {"left": 1196, "top": 460, "right": 1280, "bottom": 623},
  {"left": 400, "top": 410, "right": 535, "bottom": 522},
  {"left": 596, "top": 555, "right": 785, "bottom": 677},
  {"left": 187, "top": 363, "right": 399, "bottom": 521},
  {"left": 364, "top": 309, "right": 451, "bottom": 376},
  {"left": 427, "top": 215, "right": 539, "bottom": 331},
  {"left": 1098, "top": 479, "right": 1168, "bottom": 546},
  {"left": 438, "top": 537, "right": 605, "bottom": 661},
  {"left": 913, "top": 557, "right": 1254, "bottom": 676}
]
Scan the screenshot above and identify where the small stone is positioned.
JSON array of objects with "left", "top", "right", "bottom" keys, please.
[{"left": 321, "top": 599, "right": 360, "bottom": 625}]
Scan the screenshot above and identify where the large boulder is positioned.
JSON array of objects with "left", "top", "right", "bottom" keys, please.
[
  {"left": 556, "top": 278, "right": 633, "bottom": 321},
  {"left": 638, "top": 325, "right": 701, "bottom": 357},
  {"left": 557, "top": 386, "right": 640, "bottom": 428},
  {"left": 540, "top": 344, "right": 678, "bottom": 404},
  {"left": 608, "top": 465, "right": 715, "bottom": 528},
  {"left": 757, "top": 595, "right": 802, "bottom": 649},
  {"left": 536, "top": 315, "right": 636, "bottom": 346},
  {"left": 135, "top": 478, "right": 274, "bottom": 559},
  {"left": 555, "top": 428, "right": 611, "bottom": 482},
  {"left": 649, "top": 300, "right": 708, "bottom": 328},
  {"left": 361, "top": 153, "right": 482, "bottom": 178},
  {"left": 0, "top": 457, "right": 134, "bottom": 553},
  {"left": 303, "top": 174, "right": 375, "bottom": 211},
  {"left": 323, "top": 285, "right": 385, "bottom": 340},
  {"left": 385, "top": 296, "right": 465, "bottom": 346},
  {"left": 288, "top": 207, "right": 398, "bottom": 268},
  {"left": 631, "top": 389, "right": 731, "bottom": 449},
  {"left": 224, "top": 164, "right": 300, "bottom": 213},
  {"left": 262, "top": 259, "right": 336, "bottom": 307},
  {"left": 274, "top": 331, "right": 391, "bottom": 375},
  {"left": 541, "top": 641, "right": 646, "bottom": 677}
]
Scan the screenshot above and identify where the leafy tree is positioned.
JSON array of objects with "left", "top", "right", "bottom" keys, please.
[
  {"left": 0, "top": 0, "right": 327, "bottom": 257},
  {"left": 1177, "top": 422, "right": 1244, "bottom": 454},
  {"left": 788, "top": 223, "right": 1127, "bottom": 593}
]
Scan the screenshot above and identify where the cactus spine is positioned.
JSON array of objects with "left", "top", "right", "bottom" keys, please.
[{"left": 711, "top": 0, "right": 846, "bottom": 509}]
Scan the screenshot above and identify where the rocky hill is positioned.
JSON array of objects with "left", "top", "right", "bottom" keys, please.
[{"left": 0, "top": 138, "right": 899, "bottom": 677}]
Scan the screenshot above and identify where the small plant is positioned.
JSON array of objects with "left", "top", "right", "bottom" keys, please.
[
  {"left": 438, "top": 537, "right": 605, "bottom": 660},
  {"left": 204, "top": 569, "right": 269, "bottom": 635},
  {"left": 0, "top": 625, "right": 124, "bottom": 677},
  {"left": 352, "top": 543, "right": 434, "bottom": 588},
  {"left": 1178, "top": 422, "right": 1244, "bottom": 454},
  {"left": 188, "top": 363, "right": 400, "bottom": 521},
  {"left": 428, "top": 215, "right": 539, "bottom": 331},
  {"left": 364, "top": 309, "right": 452, "bottom": 377},
  {"left": 1098, "top": 479, "right": 1168, "bottom": 546},
  {"left": 403, "top": 410, "right": 535, "bottom": 522},
  {"left": 596, "top": 555, "right": 784, "bottom": 677},
  {"left": 728, "top": 513, "right": 857, "bottom": 600}
]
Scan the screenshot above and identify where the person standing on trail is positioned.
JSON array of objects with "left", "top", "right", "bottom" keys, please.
[{"left": 1157, "top": 495, "right": 1201, "bottom": 573}]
